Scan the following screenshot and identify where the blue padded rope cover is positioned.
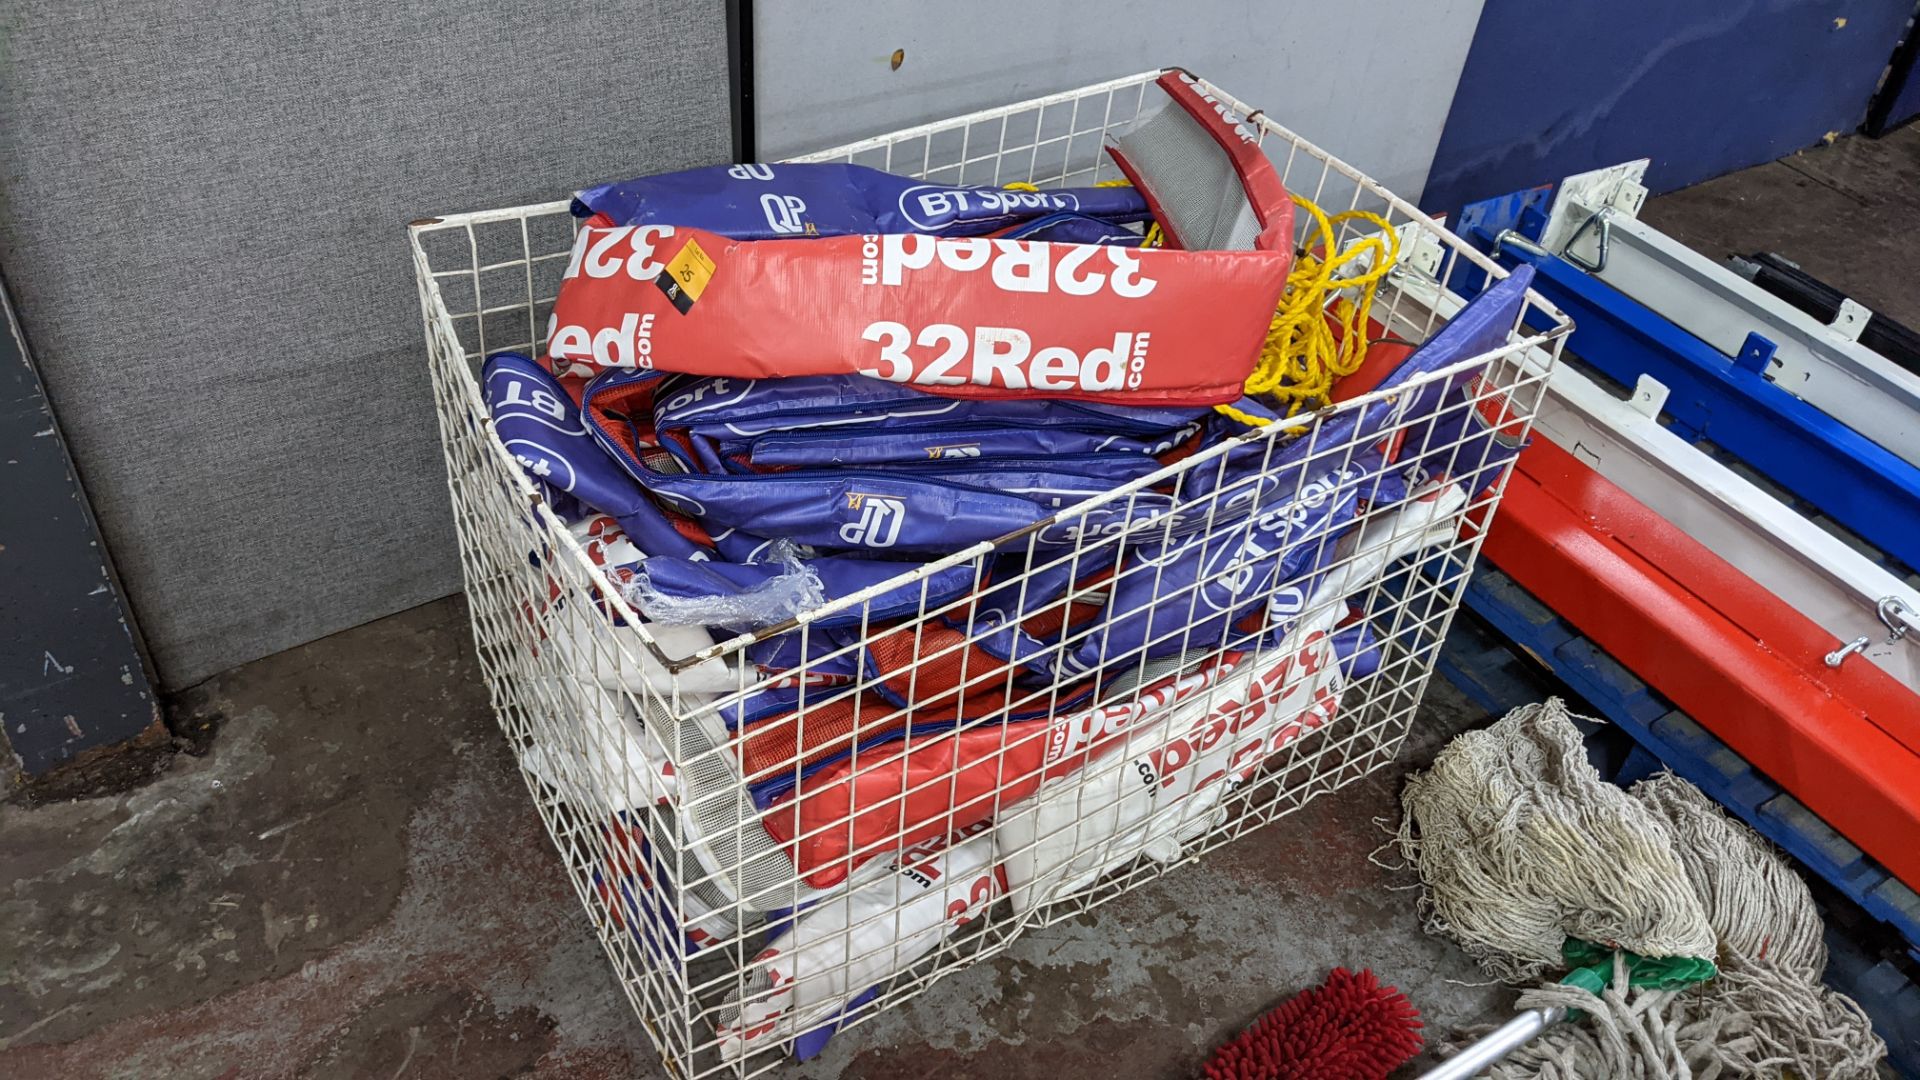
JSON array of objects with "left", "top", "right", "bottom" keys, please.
[{"left": 572, "top": 162, "right": 1150, "bottom": 241}]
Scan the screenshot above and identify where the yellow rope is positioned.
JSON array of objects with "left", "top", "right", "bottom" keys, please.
[
  {"left": 1006, "top": 181, "right": 1389, "bottom": 421},
  {"left": 1218, "top": 196, "right": 1399, "bottom": 427}
]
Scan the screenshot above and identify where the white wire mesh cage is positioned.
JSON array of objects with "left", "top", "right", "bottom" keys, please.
[{"left": 410, "top": 69, "right": 1569, "bottom": 1079}]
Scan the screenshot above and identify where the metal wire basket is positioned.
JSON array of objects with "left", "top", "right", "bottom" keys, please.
[{"left": 409, "top": 69, "right": 1570, "bottom": 1079}]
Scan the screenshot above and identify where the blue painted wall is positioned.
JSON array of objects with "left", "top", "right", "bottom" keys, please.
[
  {"left": 1880, "top": 38, "right": 1920, "bottom": 132},
  {"left": 1422, "top": 0, "right": 1918, "bottom": 215},
  {"left": 1891, "top": 75, "right": 1920, "bottom": 131}
]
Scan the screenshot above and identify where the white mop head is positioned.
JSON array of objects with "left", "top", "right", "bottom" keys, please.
[
  {"left": 1399, "top": 699, "right": 1886, "bottom": 1079},
  {"left": 1394, "top": 698, "right": 1716, "bottom": 980}
]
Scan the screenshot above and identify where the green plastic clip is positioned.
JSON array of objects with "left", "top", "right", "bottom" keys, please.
[{"left": 1555, "top": 939, "right": 1717, "bottom": 1020}]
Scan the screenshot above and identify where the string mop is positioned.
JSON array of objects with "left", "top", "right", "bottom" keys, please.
[{"left": 1393, "top": 699, "right": 1885, "bottom": 1079}]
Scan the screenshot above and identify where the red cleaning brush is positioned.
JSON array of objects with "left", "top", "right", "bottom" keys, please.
[{"left": 1201, "top": 968, "right": 1423, "bottom": 1080}]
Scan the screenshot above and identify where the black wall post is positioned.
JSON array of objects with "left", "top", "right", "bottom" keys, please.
[
  {"left": 0, "top": 277, "right": 162, "bottom": 787},
  {"left": 726, "top": 0, "right": 756, "bottom": 162}
]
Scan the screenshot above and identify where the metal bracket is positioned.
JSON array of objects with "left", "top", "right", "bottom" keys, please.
[
  {"left": 1540, "top": 159, "right": 1650, "bottom": 253},
  {"left": 1828, "top": 297, "right": 1871, "bottom": 343},
  {"left": 1400, "top": 223, "right": 1445, "bottom": 280},
  {"left": 1558, "top": 178, "right": 1646, "bottom": 273},
  {"left": 1626, "top": 374, "right": 1670, "bottom": 419},
  {"left": 1378, "top": 219, "right": 1445, "bottom": 286},
  {"left": 1609, "top": 178, "right": 1648, "bottom": 217},
  {"left": 1825, "top": 596, "right": 1915, "bottom": 667},
  {"left": 1733, "top": 332, "right": 1778, "bottom": 375}
]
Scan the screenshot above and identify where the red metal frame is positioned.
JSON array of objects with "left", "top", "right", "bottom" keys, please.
[{"left": 1485, "top": 437, "right": 1920, "bottom": 890}]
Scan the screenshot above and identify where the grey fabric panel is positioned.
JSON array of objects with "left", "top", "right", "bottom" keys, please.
[{"left": 0, "top": 1, "right": 730, "bottom": 687}]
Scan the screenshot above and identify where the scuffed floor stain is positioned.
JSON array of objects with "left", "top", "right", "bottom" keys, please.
[
  {"left": 299, "top": 986, "right": 556, "bottom": 1079},
  {"left": 1, "top": 599, "right": 658, "bottom": 1079},
  {"left": 1, "top": 597, "right": 1505, "bottom": 1080}
]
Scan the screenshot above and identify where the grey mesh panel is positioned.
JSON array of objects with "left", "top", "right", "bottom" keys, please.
[
  {"left": 1114, "top": 98, "right": 1264, "bottom": 251},
  {"left": 1094, "top": 651, "right": 1211, "bottom": 705},
  {"left": 643, "top": 694, "right": 802, "bottom": 907}
]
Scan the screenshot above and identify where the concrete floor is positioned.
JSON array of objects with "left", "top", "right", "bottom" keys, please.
[
  {"left": 1, "top": 596, "right": 1505, "bottom": 1079},
  {"left": 1641, "top": 119, "right": 1920, "bottom": 329},
  {"left": 6, "top": 122, "right": 1917, "bottom": 1079}
]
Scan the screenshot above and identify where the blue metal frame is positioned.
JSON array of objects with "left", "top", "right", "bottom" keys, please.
[
  {"left": 1439, "top": 568, "right": 1920, "bottom": 1076},
  {"left": 1455, "top": 208, "right": 1920, "bottom": 575}
]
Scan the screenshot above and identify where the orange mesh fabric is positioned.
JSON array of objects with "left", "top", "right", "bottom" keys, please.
[
  {"left": 1017, "top": 563, "right": 1114, "bottom": 641},
  {"left": 866, "top": 621, "right": 1020, "bottom": 725},
  {"left": 734, "top": 691, "right": 907, "bottom": 782}
]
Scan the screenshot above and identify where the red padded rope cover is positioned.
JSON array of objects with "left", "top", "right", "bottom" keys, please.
[
  {"left": 760, "top": 655, "right": 1247, "bottom": 888},
  {"left": 543, "top": 224, "right": 1288, "bottom": 405}
]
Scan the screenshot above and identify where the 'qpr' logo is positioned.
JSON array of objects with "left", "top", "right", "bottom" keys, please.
[
  {"left": 759, "top": 193, "right": 809, "bottom": 235},
  {"left": 839, "top": 492, "right": 907, "bottom": 548}
]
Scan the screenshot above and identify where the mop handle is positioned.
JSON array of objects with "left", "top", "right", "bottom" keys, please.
[{"left": 1413, "top": 1005, "right": 1568, "bottom": 1080}]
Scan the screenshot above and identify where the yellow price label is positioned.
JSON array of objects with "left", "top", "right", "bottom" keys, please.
[{"left": 664, "top": 237, "right": 717, "bottom": 304}]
